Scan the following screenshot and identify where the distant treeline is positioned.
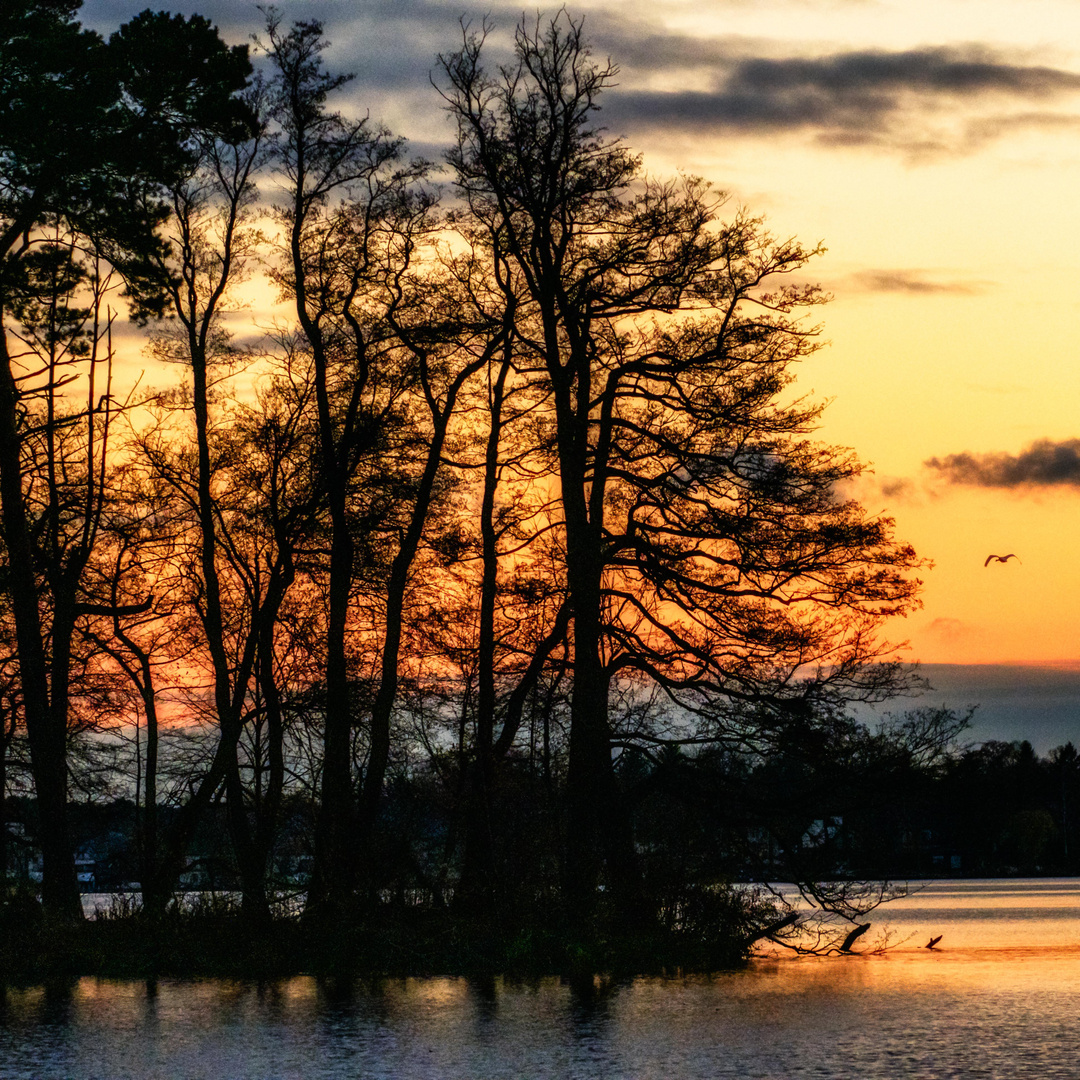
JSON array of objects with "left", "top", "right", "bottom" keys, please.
[
  {"left": 7, "top": 731, "right": 1075, "bottom": 901},
  {"left": 2, "top": 1, "right": 936, "bottom": 959},
  {"left": 885, "top": 738, "right": 1080, "bottom": 877}
]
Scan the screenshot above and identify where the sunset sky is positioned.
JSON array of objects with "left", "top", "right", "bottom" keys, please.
[{"left": 81, "top": 0, "right": 1080, "bottom": 745}]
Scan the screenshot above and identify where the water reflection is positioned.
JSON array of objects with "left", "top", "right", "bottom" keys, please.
[
  {"left": 2, "top": 881, "right": 1080, "bottom": 1078},
  {"left": 859, "top": 876, "right": 1080, "bottom": 952}
]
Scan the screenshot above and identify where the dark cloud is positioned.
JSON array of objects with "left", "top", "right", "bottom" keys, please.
[
  {"left": 603, "top": 46, "right": 1080, "bottom": 151},
  {"left": 76, "top": 3, "right": 1080, "bottom": 156},
  {"left": 926, "top": 439, "right": 1080, "bottom": 487},
  {"left": 856, "top": 662, "right": 1080, "bottom": 753},
  {"left": 845, "top": 269, "right": 991, "bottom": 295},
  {"left": 726, "top": 48, "right": 1080, "bottom": 99},
  {"left": 879, "top": 476, "right": 917, "bottom": 500}
]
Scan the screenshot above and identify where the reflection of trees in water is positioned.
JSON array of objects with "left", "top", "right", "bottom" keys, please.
[
  {"left": 565, "top": 973, "right": 622, "bottom": 1046},
  {"left": 468, "top": 973, "right": 498, "bottom": 1027}
]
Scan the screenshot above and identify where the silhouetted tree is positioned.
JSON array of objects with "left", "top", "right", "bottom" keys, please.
[
  {"left": 264, "top": 14, "right": 513, "bottom": 919},
  {"left": 0, "top": 2, "right": 250, "bottom": 921},
  {"left": 439, "top": 11, "right": 922, "bottom": 931}
]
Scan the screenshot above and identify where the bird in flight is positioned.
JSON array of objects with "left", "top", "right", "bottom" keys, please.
[{"left": 984, "top": 554, "right": 1021, "bottom": 567}]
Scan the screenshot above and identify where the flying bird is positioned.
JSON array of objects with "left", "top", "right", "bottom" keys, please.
[
  {"left": 925, "top": 935, "right": 942, "bottom": 950},
  {"left": 984, "top": 554, "right": 1021, "bottom": 567}
]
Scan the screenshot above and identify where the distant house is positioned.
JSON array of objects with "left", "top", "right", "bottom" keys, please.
[
  {"left": 75, "top": 854, "right": 96, "bottom": 891},
  {"left": 801, "top": 816, "right": 843, "bottom": 849}
]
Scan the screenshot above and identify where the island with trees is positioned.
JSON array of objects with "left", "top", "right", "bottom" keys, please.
[{"left": 0, "top": 1, "right": 995, "bottom": 980}]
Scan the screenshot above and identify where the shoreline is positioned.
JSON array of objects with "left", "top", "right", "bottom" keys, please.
[{"left": 0, "top": 908, "right": 750, "bottom": 985}]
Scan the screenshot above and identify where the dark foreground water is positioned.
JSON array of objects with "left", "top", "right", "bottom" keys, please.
[{"left": 5, "top": 879, "right": 1080, "bottom": 1079}]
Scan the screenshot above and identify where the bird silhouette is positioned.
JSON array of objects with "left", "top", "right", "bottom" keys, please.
[
  {"left": 984, "top": 554, "right": 1021, "bottom": 567},
  {"left": 925, "top": 935, "right": 942, "bottom": 949}
]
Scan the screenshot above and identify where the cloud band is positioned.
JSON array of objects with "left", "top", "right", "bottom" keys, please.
[{"left": 926, "top": 439, "right": 1080, "bottom": 487}]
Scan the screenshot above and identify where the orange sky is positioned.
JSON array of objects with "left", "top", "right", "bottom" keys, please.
[
  {"left": 81, "top": 0, "right": 1080, "bottom": 672},
  {"left": 590, "top": 1, "right": 1080, "bottom": 667}
]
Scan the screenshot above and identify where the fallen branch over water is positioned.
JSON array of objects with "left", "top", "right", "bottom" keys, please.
[
  {"left": 840, "top": 923, "right": 871, "bottom": 952},
  {"left": 742, "top": 911, "right": 800, "bottom": 948}
]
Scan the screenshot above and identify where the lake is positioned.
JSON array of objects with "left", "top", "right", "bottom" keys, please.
[{"left": 4, "top": 879, "right": 1080, "bottom": 1079}]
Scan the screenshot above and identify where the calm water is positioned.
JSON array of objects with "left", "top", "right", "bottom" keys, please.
[{"left": 5, "top": 879, "right": 1080, "bottom": 1079}]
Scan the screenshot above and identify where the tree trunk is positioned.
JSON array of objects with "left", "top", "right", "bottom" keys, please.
[
  {"left": 304, "top": 366, "right": 360, "bottom": 921},
  {"left": 225, "top": 755, "right": 270, "bottom": 923},
  {"left": 456, "top": 355, "right": 508, "bottom": 921},
  {"left": 0, "top": 335, "right": 80, "bottom": 923},
  {"left": 142, "top": 660, "right": 158, "bottom": 907}
]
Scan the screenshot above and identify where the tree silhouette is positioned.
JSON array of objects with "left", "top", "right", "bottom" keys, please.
[
  {"left": 0, "top": 6, "right": 932, "bottom": 954},
  {"left": 439, "top": 11, "right": 922, "bottom": 931},
  {"left": 0, "top": 1, "right": 251, "bottom": 921}
]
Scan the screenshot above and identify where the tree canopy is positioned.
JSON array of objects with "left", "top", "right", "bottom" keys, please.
[{"left": 0, "top": 5, "right": 937, "bottom": 959}]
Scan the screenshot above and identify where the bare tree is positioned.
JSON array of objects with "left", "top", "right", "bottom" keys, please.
[
  {"left": 0, "top": 2, "right": 251, "bottom": 922},
  {"left": 439, "top": 12, "right": 922, "bottom": 931},
  {"left": 265, "top": 15, "right": 512, "bottom": 918}
]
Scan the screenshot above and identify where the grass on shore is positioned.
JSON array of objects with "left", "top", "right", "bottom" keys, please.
[{"left": 0, "top": 889, "right": 752, "bottom": 983}]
